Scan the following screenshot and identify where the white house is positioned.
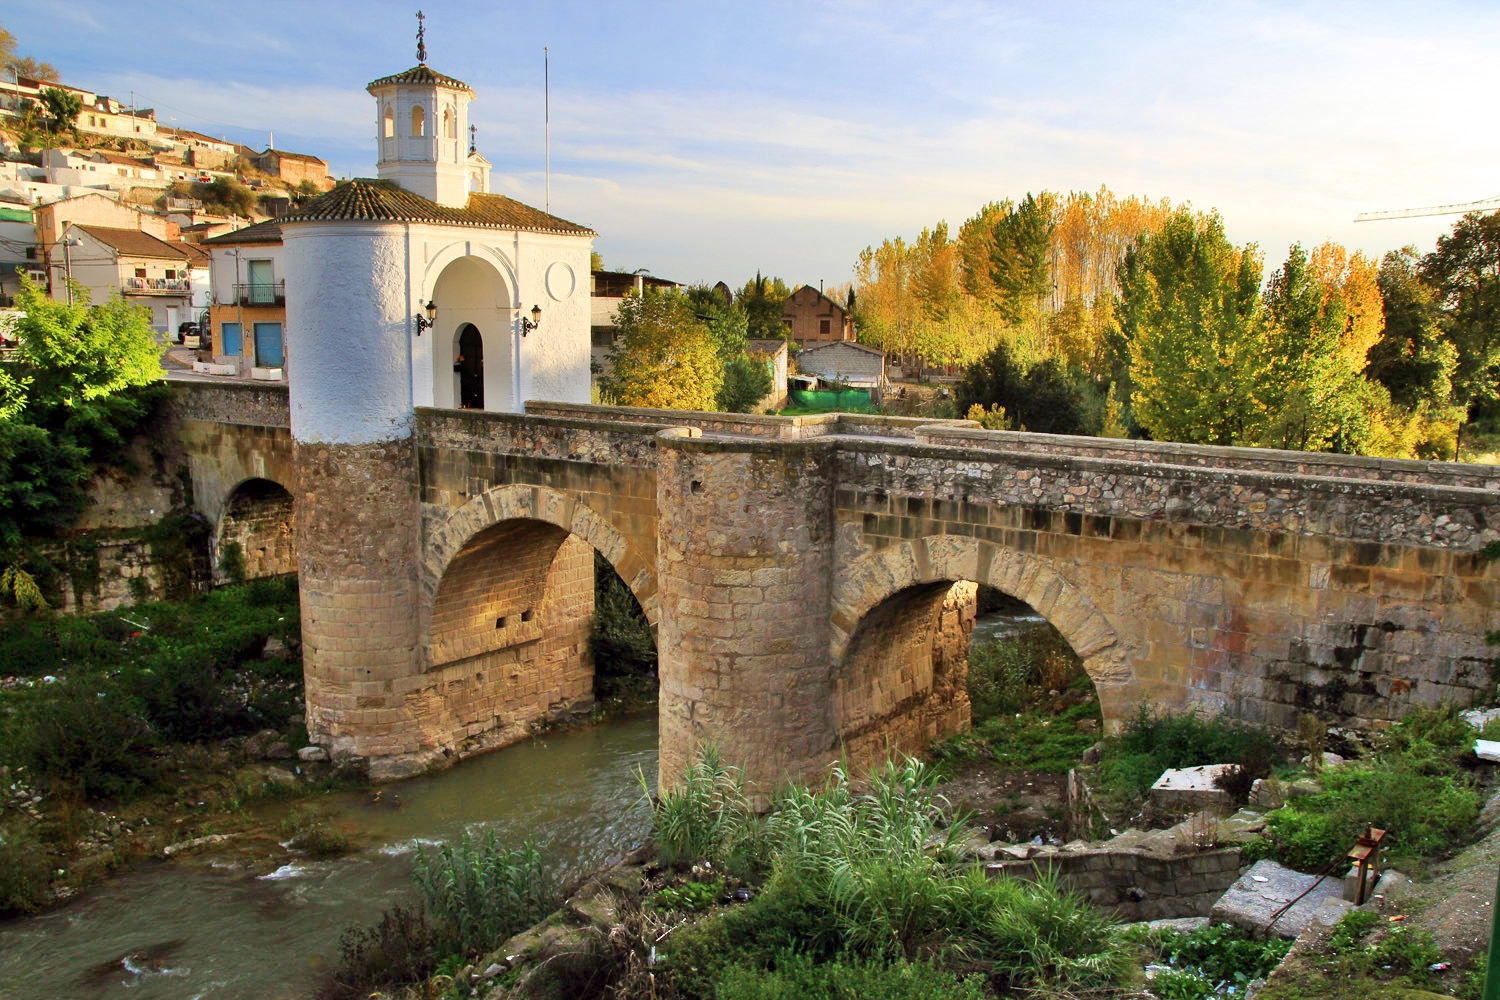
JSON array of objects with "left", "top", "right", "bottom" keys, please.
[
  {"left": 277, "top": 56, "right": 595, "bottom": 435},
  {"left": 62, "top": 224, "right": 207, "bottom": 334}
]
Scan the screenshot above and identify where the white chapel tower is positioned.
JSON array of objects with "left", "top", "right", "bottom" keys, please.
[{"left": 367, "top": 14, "right": 475, "bottom": 206}]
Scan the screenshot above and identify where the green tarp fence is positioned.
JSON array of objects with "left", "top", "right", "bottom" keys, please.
[{"left": 788, "top": 388, "right": 872, "bottom": 411}]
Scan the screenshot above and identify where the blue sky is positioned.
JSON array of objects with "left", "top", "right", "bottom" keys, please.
[{"left": 10, "top": 1, "right": 1499, "bottom": 288}]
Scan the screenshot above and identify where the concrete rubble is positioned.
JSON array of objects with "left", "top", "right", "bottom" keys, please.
[{"left": 1210, "top": 859, "right": 1350, "bottom": 938}]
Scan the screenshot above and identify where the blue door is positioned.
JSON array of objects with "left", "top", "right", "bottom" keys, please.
[
  {"left": 253, "top": 322, "right": 284, "bottom": 368},
  {"left": 220, "top": 322, "right": 242, "bottom": 357}
]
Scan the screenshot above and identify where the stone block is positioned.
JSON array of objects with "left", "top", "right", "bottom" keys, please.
[
  {"left": 1150, "top": 764, "right": 1235, "bottom": 814},
  {"left": 1209, "top": 859, "right": 1346, "bottom": 939}
]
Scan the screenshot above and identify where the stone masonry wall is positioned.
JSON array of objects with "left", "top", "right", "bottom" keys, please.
[
  {"left": 406, "top": 532, "right": 595, "bottom": 762},
  {"left": 656, "top": 434, "right": 840, "bottom": 798},
  {"left": 989, "top": 846, "right": 1244, "bottom": 922},
  {"left": 295, "top": 438, "right": 424, "bottom": 775},
  {"left": 218, "top": 479, "right": 296, "bottom": 581},
  {"left": 836, "top": 581, "right": 974, "bottom": 772}
]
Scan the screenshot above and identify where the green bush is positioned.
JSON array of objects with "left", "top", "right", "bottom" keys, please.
[
  {"left": 661, "top": 755, "right": 1128, "bottom": 998},
  {"left": 0, "top": 678, "right": 158, "bottom": 798},
  {"left": 316, "top": 905, "right": 442, "bottom": 1000},
  {"left": 1249, "top": 759, "right": 1479, "bottom": 869},
  {"left": 1143, "top": 921, "right": 1292, "bottom": 988},
  {"left": 0, "top": 820, "right": 53, "bottom": 915},
  {"left": 650, "top": 878, "right": 724, "bottom": 912},
  {"left": 412, "top": 832, "right": 559, "bottom": 957},
  {"left": 713, "top": 952, "right": 986, "bottom": 1000},
  {"left": 966, "top": 625, "right": 1084, "bottom": 721},
  {"left": 1100, "top": 707, "right": 1283, "bottom": 798}
]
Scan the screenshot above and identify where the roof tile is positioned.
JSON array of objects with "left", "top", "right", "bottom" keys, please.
[
  {"left": 280, "top": 179, "right": 594, "bottom": 236},
  {"left": 367, "top": 64, "right": 473, "bottom": 94}
]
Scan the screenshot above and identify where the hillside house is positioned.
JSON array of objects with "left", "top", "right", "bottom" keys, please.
[
  {"left": 251, "top": 148, "right": 334, "bottom": 191},
  {"left": 202, "top": 219, "right": 287, "bottom": 378},
  {"left": 781, "top": 284, "right": 853, "bottom": 349},
  {"left": 62, "top": 224, "right": 207, "bottom": 334}
]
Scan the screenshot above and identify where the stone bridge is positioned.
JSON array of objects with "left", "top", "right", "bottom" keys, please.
[{"left": 169, "top": 381, "right": 1500, "bottom": 790}]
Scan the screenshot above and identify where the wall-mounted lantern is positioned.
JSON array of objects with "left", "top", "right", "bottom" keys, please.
[
  {"left": 520, "top": 304, "right": 541, "bottom": 336},
  {"left": 414, "top": 299, "right": 437, "bottom": 335}
]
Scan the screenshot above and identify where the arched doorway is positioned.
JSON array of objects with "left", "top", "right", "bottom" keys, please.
[
  {"left": 429, "top": 254, "right": 513, "bottom": 412},
  {"left": 457, "top": 323, "right": 484, "bottom": 409}
]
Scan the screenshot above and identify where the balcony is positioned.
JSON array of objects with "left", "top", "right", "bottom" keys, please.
[
  {"left": 234, "top": 281, "right": 285, "bottom": 307},
  {"left": 125, "top": 276, "right": 192, "bottom": 295}
]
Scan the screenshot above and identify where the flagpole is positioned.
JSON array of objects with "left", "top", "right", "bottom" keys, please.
[{"left": 549, "top": 45, "right": 555, "bottom": 215}]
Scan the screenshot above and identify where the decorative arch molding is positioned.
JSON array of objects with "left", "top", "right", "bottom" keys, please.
[
  {"left": 420, "top": 240, "right": 519, "bottom": 307},
  {"left": 831, "top": 535, "right": 1135, "bottom": 711},
  {"left": 420, "top": 483, "right": 659, "bottom": 632}
]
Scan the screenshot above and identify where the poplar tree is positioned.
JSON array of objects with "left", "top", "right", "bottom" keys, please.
[
  {"left": 601, "top": 288, "right": 723, "bottom": 411},
  {"left": 1119, "top": 210, "right": 1265, "bottom": 446}
]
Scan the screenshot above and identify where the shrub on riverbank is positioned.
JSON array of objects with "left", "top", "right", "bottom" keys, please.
[
  {"left": 0, "top": 819, "right": 52, "bottom": 915},
  {"left": 1245, "top": 707, "right": 1482, "bottom": 870},
  {"left": 0, "top": 576, "right": 302, "bottom": 800},
  {"left": 655, "top": 752, "right": 1129, "bottom": 997},
  {"left": 413, "top": 832, "right": 561, "bottom": 958}
]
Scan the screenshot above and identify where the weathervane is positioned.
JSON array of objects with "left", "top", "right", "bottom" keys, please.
[
  {"left": 469, "top": 123, "right": 476, "bottom": 155},
  {"left": 416, "top": 10, "right": 427, "bottom": 64}
]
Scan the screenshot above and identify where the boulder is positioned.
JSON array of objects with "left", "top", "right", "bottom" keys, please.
[
  {"left": 297, "top": 745, "right": 329, "bottom": 763},
  {"left": 261, "top": 741, "right": 293, "bottom": 760}
]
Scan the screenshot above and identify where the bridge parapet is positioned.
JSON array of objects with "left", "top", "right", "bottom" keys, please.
[
  {"left": 836, "top": 437, "right": 1499, "bottom": 551},
  {"left": 912, "top": 425, "right": 1500, "bottom": 490},
  {"left": 170, "top": 380, "right": 290, "bottom": 429}
]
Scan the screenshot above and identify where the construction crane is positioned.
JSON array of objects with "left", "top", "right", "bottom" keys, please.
[{"left": 1355, "top": 195, "right": 1500, "bottom": 222}]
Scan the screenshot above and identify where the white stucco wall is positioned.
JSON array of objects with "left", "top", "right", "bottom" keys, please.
[
  {"left": 282, "top": 220, "right": 414, "bottom": 445},
  {"left": 411, "top": 226, "right": 592, "bottom": 413}
]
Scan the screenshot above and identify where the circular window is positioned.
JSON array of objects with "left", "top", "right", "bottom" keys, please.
[{"left": 545, "top": 261, "right": 576, "bottom": 302}]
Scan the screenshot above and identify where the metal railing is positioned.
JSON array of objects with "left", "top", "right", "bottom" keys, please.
[
  {"left": 125, "top": 276, "right": 192, "bottom": 293},
  {"left": 233, "top": 280, "right": 285, "bottom": 306}
]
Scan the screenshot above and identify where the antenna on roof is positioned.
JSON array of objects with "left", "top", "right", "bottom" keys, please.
[{"left": 416, "top": 10, "right": 428, "bottom": 64}]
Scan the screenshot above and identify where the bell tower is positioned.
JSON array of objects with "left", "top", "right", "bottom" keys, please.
[{"left": 368, "top": 11, "right": 475, "bottom": 207}]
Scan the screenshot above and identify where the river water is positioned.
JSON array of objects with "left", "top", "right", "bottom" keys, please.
[{"left": 0, "top": 713, "right": 659, "bottom": 1000}]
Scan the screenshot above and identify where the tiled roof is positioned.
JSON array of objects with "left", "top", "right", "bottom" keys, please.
[
  {"left": 260, "top": 148, "right": 326, "bottom": 165},
  {"left": 281, "top": 179, "right": 594, "bottom": 235},
  {"left": 203, "top": 219, "right": 284, "bottom": 246},
  {"left": 92, "top": 151, "right": 154, "bottom": 168},
  {"left": 74, "top": 225, "right": 191, "bottom": 260},
  {"left": 367, "top": 64, "right": 473, "bottom": 94}
]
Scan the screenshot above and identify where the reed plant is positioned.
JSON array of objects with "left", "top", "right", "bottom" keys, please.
[
  {"left": 642, "top": 743, "right": 761, "bottom": 871},
  {"left": 412, "top": 831, "right": 559, "bottom": 956}
]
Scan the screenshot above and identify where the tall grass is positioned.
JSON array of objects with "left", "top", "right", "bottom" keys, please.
[
  {"left": 643, "top": 743, "right": 761, "bottom": 871},
  {"left": 412, "top": 831, "right": 560, "bottom": 956},
  {"left": 659, "top": 753, "right": 1129, "bottom": 996}
]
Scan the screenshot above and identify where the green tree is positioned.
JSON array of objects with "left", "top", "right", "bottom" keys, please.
[
  {"left": 1422, "top": 212, "right": 1500, "bottom": 415},
  {"left": 737, "top": 272, "right": 792, "bottom": 340},
  {"left": 601, "top": 288, "right": 723, "bottom": 411},
  {"left": 0, "top": 277, "right": 163, "bottom": 556},
  {"left": 988, "top": 193, "right": 1056, "bottom": 329},
  {"left": 956, "top": 340, "right": 1093, "bottom": 435},
  {"left": 1367, "top": 246, "right": 1457, "bottom": 410},
  {"left": 718, "top": 354, "right": 774, "bottom": 413},
  {"left": 1120, "top": 210, "right": 1266, "bottom": 446},
  {"left": 39, "top": 87, "right": 81, "bottom": 132}
]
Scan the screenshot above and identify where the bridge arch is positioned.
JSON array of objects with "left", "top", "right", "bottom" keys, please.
[
  {"left": 830, "top": 534, "right": 1138, "bottom": 764},
  {"left": 421, "top": 483, "right": 658, "bottom": 631},
  {"left": 215, "top": 476, "right": 296, "bottom": 582}
]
